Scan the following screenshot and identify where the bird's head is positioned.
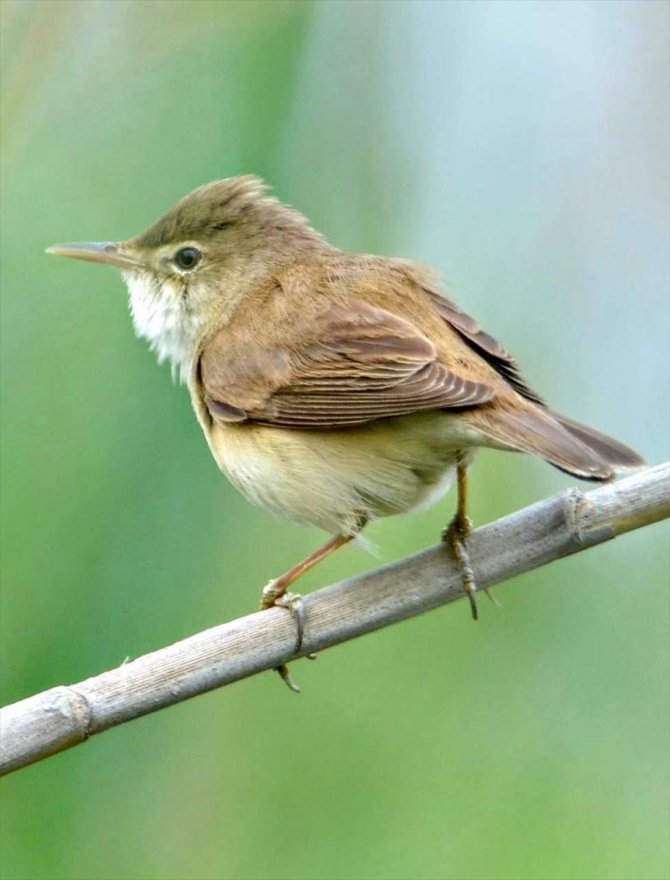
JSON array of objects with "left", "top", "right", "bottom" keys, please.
[{"left": 47, "top": 176, "right": 326, "bottom": 381}]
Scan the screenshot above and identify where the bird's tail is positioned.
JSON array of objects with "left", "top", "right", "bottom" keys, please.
[{"left": 469, "top": 404, "right": 644, "bottom": 481}]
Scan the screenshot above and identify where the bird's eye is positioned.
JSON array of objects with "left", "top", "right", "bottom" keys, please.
[{"left": 174, "top": 246, "right": 201, "bottom": 270}]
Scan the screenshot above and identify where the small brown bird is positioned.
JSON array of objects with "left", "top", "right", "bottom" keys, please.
[{"left": 48, "top": 176, "right": 643, "bottom": 688}]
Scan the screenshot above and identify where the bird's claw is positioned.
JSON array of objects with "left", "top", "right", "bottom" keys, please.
[
  {"left": 442, "top": 515, "right": 500, "bottom": 619},
  {"left": 441, "top": 513, "right": 473, "bottom": 545},
  {"left": 275, "top": 663, "right": 301, "bottom": 694},
  {"left": 259, "top": 578, "right": 283, "bottom": 610},
  {"left": 273, "top": 591, "right": 306, "bottom": 654},
  {"left": 261, "top": 581, "right": 306, "bottom": 648},
  {"left": 260, "top": 582, "right": 307, "bottom": 692}
]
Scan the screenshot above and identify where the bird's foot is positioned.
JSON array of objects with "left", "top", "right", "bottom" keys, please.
[
  {"left": 273, "top": 591, "right": 306, "bottom": 654},
  {"left": 442, "top": 514, "right": 478, "bottom": 619},
  {"left": 442, "top": 515, "right": 499, "bottom": 618},
  {"left": 260, "top": 581, "right": 306, "bottom": 652},
  {"left": 260, "top": 581, "right": 311, "bottom": 694}
]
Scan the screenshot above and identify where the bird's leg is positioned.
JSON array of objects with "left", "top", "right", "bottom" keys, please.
[
  {"left": 442, "top": 455, "right": 498, "bottom": 620},
  {"left": 260, "top": 533, "right": 354, "bottom": 692}
]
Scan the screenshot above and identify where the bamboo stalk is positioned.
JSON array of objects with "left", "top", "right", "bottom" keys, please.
[{"left": 1, "top": 462, "right": 668, "bottom": 776}]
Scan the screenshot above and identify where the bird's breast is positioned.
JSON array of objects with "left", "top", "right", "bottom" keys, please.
[{"left": 202, "top": 412, "right": 480, "bottom": 534}]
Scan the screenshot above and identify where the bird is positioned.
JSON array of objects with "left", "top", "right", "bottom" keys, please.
[{"left": 47, "top": 175, "right": 644, "bottom": 690}]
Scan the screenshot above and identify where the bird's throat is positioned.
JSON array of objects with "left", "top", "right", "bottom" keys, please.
[{"left": 123, "top": 271, "right": 203, "bottom": 382}]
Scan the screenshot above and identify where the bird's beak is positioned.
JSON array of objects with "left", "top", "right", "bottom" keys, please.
[{"left": 45, "top": 241, "right": 143, "bottom": 271}]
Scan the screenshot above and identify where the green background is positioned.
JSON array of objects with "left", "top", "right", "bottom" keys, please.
[{"left": 1, "top": 2, "right": 668, "bottom": 879}]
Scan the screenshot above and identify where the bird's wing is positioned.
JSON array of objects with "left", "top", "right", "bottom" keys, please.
[
  {"left": 199, "top": 297, "right": 494, "bottom": 429},
  {"left": 422, "top": 287, "right": 545, "bottom": 405},
  {"left": 413, "top": 284, "right": 643, "bottom": 476}
]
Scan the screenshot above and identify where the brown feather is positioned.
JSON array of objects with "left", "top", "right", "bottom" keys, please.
[
  {"left": 551, "top": 412, "right": 645, "bottom": 469},
  {"left": 466, "top": 403, "right": 643, "bottom": 480},
  {"left": 197, "top": 253, "right": 642, "bottom": 480},
  {"left": 200, "top": 293, "right": 494, "bottom": 429},
  {"left": 421, "top": 287, "right": 545, "bottom": 405}
]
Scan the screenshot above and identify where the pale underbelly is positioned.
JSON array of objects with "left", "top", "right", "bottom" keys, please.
[{"left": 205, "top": 412, "right": 485, "bottom": 535}]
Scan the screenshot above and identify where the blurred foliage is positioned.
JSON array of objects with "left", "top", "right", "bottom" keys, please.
[{"left": 1, "top": 2, "right": 668, "bottom": 879}]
